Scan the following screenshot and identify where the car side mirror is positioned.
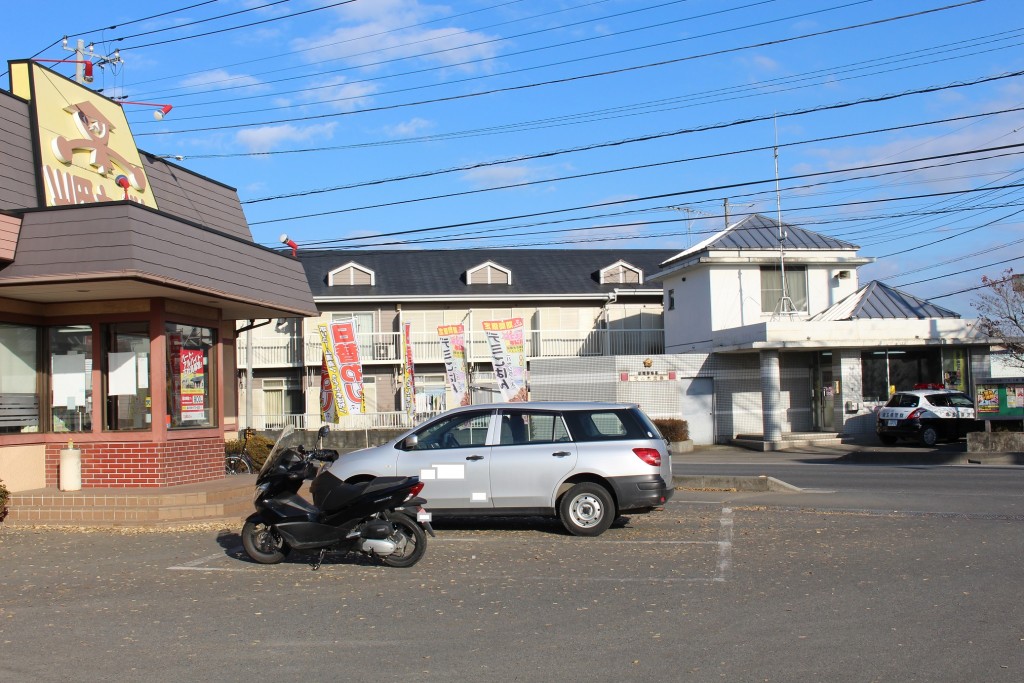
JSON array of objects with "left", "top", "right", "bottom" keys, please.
[{"left": 402, "top": 434, "right": 419, "bottom": 450}]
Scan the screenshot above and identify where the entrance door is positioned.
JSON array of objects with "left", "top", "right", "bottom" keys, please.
[
  {"left": 818, "top": 367, "right": 835, "bottom": 431},
  {"left": 679, "top": 378, "right": 714, "bottom": 444}
]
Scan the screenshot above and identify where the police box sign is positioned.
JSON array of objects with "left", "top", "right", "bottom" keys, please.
[{"left": 620, "top": 370, "right": 677, "bottom": 382}]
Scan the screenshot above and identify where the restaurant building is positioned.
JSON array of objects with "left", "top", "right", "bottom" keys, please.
[{"left": 0, "top": 62, "right": 317, "bottom": 492}]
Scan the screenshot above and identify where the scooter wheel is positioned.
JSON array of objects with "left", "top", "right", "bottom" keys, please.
[
  {"left": 380, "top": 512, "right": 427, "bottom": 568},
  {"left": 242, "top": 521, "right": 290, "bottom": 564}
]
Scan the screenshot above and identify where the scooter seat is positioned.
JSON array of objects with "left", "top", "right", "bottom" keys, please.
[{"left": 360, "top": 476, "right": 415, "bottom": 495}]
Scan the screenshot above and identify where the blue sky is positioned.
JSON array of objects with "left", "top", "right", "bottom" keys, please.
[{"left": 4, "top": 0, "right": 1023, "bottom": 315}]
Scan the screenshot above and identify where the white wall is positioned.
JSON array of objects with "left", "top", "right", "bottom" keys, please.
[{"left": 664, "top": 268, "right": 713, "bottom": 351}]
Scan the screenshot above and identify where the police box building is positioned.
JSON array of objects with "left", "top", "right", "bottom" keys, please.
[{"left": 529, "top": 214, "right": 995, "bottom": 449}]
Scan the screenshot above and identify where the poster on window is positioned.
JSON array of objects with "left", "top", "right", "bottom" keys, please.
[
  {"left": 482, "top": 318, "right": 527, "bottom": 402},
  {"left": 169, "top": 334, "right": 181, "bottom": 422},
  {"left": 179, "top": 348, "right": 206, "bottom": 422},
  {"left": 320, "top": 320, "right": 364, "bottom": 416},
  {"left": 438, "top": 324, "right": 470, "bottom": 406},
  {"left": 403, "top": 322, "right": 417, "bottom": 421}
]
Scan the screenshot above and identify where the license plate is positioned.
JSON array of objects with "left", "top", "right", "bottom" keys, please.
[
  {"left": 887, "top": 420, "right": 897, "bottom": 427},
  {"left": 417, "top": 508, "right": 432, "bottom": 523}
]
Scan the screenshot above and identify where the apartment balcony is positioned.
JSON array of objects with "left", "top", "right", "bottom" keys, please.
[{"left": 237, "top": 328, "right": 664, "bottom": 369}]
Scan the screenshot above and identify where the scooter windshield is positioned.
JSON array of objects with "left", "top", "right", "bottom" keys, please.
[{"left": 257, "top": 425, "right": 301, "bottom": 479}]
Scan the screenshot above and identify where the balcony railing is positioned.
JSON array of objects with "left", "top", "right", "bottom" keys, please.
[
  {"left": 237, "top": 328, "right": 663, "bottom": 369},
  {"left": 241, "top": 411, "right": 441, "bottom": 432}
]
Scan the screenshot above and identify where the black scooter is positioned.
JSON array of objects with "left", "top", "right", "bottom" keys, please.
[{"left": 242, "top": 425, "right": 434, "bottom": 569}]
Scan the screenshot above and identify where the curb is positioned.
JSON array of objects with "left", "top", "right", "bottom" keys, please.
[{"left": 839, "top": 452, "right": 1024, "bottom": 466}]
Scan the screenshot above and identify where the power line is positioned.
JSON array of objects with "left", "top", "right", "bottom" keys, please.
[
  {"left": 152, "top": 27, "right": 1024, "bottom": 156},
  {"left": 248, "top": 138, "right": 1024, "bottom": 226},
  {"left": 151, "top": 0, "right": 817, "bottom": 112},
  {"left": 134, "top": 0, "right": 694, "bottom": 100},
  {"left": 135, "top": 1, "right": 984, "bottom": 136},
  {"left": 125, "top": 0, "right": 587, "bottom": 90},
  {"left": 119, "top": 1, "right": 357, "bottom": 51},
  {"left": 243, "top": 105, "right": 1024, "bottom": 204}
]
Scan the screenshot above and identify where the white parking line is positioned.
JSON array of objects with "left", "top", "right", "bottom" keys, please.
[
  {"left": 715, "top": 507, "right": 733, "bottom": 582},
  {"left": 168, "top": 508, "right": 737, "bottom": 582}
]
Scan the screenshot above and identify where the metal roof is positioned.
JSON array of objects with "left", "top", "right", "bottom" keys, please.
[
  {"left": 297, "top": 249, "right": 678, "bottom": 298},
  {"left": 811, "top": 280, "right": 961, "bottom": 320},
  {"left": 660, "top": 213, "right": 860, "bottom": 267}
]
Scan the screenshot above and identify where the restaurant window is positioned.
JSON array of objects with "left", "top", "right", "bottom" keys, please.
[
  {"left": 760, "top": 266, "right": 807, "bottom": 313},
  {"left": 167, "top": 323, "right": 217, "bottom": 428},
  {"left": 50, "top": 325, "right": 92, "bottom": 432},
  {"left": 104, "top": 323, "right": 151, "bottom": 431},
  {"left": 0, "top": 323, "right": 40, "bottom": 434}
]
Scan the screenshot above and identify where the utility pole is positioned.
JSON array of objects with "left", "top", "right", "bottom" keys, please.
[{"left": 62, "top": 37, "right": 121, "bottom": 84}]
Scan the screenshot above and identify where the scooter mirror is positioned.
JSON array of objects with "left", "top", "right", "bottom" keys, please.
[{"left": 317, "top": 425, "right": 330, "bottom": 442}]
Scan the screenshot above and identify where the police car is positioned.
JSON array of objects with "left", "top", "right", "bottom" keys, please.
[{"left": 876, "top": 386, "right": 979, "bottom": 446}]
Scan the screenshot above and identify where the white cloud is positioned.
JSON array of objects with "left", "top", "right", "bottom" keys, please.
[
  {"left": 383, "top": 117, "right": 433, "bottom": 137},
  {"left": 291, "top": 0, "right": 501, "bottom": 73},
  {"left": 461, "top": 165, "right": 534, "bottom": 188},
  {"left": 299, "top": 77, "right": 378, "bottom": 112},
  {"left": 752, "top": 54, "right": 781, "bottom": 72},
  {"left": 179, "top": 69, "right": 266, "bottom": 93},
  {"left": 234, "top": 122, "right": 338, "bottom": 152}
]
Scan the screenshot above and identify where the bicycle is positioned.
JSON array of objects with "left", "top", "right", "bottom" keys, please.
[{"left": 226, "top": 428, "right": 257, "bottom": 475}]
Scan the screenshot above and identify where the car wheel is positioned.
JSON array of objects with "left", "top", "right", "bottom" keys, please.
[
  {"left": 559, "top": 483, "right": 615, "bottom": 537},
  {"left": 878, "top": 434, "right": 897, "bottom": 446},
  {"left": 919, "top": 426, "right": 938, "bottom": 447}
]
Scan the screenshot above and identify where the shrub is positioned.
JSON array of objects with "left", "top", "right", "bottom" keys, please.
[
  {"left": 653, "top": 418, "right": 689, "bottom": 443},
  {"left": 0, "top": 477, "right": 9, "bottom": 523},
  {"left": 225, "top": 430, "right": 276, "bottom": 469}
]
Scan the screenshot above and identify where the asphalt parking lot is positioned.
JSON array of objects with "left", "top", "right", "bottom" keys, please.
[{"left": 2, "top": 482, "right": 1022, "bottom": 683}]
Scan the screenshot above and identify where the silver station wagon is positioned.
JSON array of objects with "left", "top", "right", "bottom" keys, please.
[{"left": 328, "top": 402, "right": 675, "bottom": 536}]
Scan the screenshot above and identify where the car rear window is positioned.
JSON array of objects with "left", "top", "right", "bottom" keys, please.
[
  {"left": 562, "top": 409, "right": 656, "bottom": 442},
  {"left": 886, "top": 394, "right": 919, "bottom": 408},
  {"left": 949, "top": 394, "right": 974, "bottom": 407}
]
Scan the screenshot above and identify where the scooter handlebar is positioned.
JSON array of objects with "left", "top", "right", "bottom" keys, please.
[{"left": 312, "top": 449, "right": 339, "bottom": 463}]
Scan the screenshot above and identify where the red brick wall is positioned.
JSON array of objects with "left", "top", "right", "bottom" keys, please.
[{"left": 45, "top": 437, "right": 223, "bottom": 488}]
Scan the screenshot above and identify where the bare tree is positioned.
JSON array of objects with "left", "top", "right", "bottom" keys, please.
[{"left": 973, "top": 268, "right": 1024, "bottom": 370}]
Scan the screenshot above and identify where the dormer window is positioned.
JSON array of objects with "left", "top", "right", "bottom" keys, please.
[
  {"left": 327, "top": 262, "right": 375, "bottom": 286},
  {"left": 466, "top": 261, "right": 511, "bottom": 285},
  {"left": 600, "top": 260, "right": 642, "bottom": 284}
]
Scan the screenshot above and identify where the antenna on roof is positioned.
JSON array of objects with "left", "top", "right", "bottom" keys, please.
[
  {"left": 772, "top": 113, "right": 796, "bottom": 319},
  {"left": 670, "top": 205, "right": 715, "bottom": 249}
]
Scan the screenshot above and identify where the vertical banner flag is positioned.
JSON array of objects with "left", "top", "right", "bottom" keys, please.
[
  {"left": 438, "top": 324, "right": 470, "bottom": 406},
  {"left": 482, "top": 318, "right": 528, "bottom": 402},
  {"left": 402, "top": 322, "right": 416, "bottom": 420},
  {"left": 319, "top": 320, "right": 364, "bottom": 416},
  {"left": 320, "top": 356, "right": 338, "bottom": 424}
]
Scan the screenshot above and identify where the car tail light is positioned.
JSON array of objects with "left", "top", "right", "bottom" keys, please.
[
  {"left": 633, "top": 447, "right": 662, "bottom": 466},
  {"left": 907, "top": 408, "right": 925, "bottom": 420}
]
